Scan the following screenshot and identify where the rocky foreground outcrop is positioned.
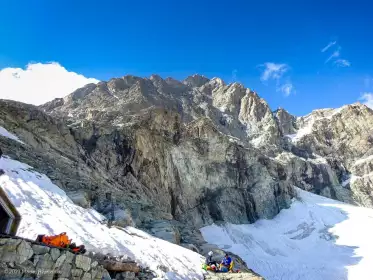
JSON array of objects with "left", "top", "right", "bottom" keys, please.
[
  {"left": 0, "top": 236, "right": 159, "bottom": 280},
  {"left": 205, "top": 271, "right": 264, "bottom": 280},
  {"left": 0, "top": 237, "right": 111, "bottom": 280}
]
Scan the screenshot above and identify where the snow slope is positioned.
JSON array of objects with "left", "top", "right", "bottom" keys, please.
[
  {"left": 0, "top": 126, "right": 24, "bottom": 144},
  {"left": 201, "top": 189, "right": 373, "bottom": 280},
  {"left": 0, "top": 156, "right": 205, "bottom": 280}
]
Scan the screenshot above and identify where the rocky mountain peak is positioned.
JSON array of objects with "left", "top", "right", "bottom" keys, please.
[
  {"left": 238, "top": 90, "right": 280, "bottom": 147},
  {"left": 182, "top": 74, "right": 210, "bottom": 88},
  {"left": 211, "top": 82, "right": 246, "bottom": 115},
  {"left": 274, "top": 108, "right": 297, "bottom": 135},
  {"left": 34, "top": 73, "right": 373, "bottom": 214},
  {"left": 209, "top": 77, "right": 225, "bottom": 88},
  {"left": 65, "top": 83, "right": 97, "bottom": 103},
  {"left": 239, "top": 90, "right": 274, "bottom": 123}
]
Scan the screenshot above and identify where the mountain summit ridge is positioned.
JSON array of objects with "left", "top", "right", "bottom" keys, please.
[{"left": 39, "top": 74, "right": 373, "bottom": 209}]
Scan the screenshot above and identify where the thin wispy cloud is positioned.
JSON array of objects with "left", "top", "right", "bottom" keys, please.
[
  {"left": 259, "top": 62, "right": 295, "bottom": 97},
  {"left": 321, "top": 41, "right": 336, "bottom": 52},
  {"left": 321, "top": 41, "right": 350, "bottom": 68},
  {"left": 334, "top": 59, "right": 351, "bottom": 67},
  {"left": 277, "top": 83, "right": 295, "bottom": 97},
  {"left": 260, "top": 63, "right": 289, "bottom": 82},
  {"left": 360, "top": 93, "right": 373, "bottom": 109},
  {"left": 325, "top": 47, "right": 341, "bottom": 63}
]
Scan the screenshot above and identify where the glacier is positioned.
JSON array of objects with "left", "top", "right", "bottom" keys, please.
[{"left": 201, "top": 189, "right": 373, "bottom": 280}]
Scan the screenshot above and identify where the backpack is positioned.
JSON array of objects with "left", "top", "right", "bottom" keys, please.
[{"left": 40, "top": 232, "right": 71, "bottom": 248}]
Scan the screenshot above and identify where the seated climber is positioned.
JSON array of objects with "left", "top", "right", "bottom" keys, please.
[
  {"left": 202, "top": 251, "right": 219, "bottom": 271},
  {"left": 220, "top": 253, "right": 232, "bottom": 272},
  {"left": 205, "top": 251, "right": 218, "bottom": 266}
]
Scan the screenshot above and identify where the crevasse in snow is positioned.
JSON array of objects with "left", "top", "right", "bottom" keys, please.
[{"left": 0, "top": 156, "right": 205, "bottom": 280}]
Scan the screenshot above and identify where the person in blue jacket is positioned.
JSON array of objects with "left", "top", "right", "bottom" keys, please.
[{"left": 220, "top": 253, "right": 232, "bottom": 272}]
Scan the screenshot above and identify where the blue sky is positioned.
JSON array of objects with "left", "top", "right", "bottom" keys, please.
[{"left": 1, "top": 0, "right": 373, "bottom": 115}]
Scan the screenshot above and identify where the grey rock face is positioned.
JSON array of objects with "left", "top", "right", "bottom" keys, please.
[
  {"left": 71, "top": 268, "right": 84, "bottom": 278},
  {"left": 75, "top": 255, "right": 91, "bottom": 272},
  {"left": 1, "top": 85, "right": 294, "bottom": 233},
  {"left": 183, "top": 74, "right": 210, "bottom": 88},
  {"left": 144, "top": 220, "right": 181, "bottom": 244},
  {"left": 59, "top": 262, "right": 72, "bottom": 278},
  {"left": 238, "top": 91, "right": 280, "bottom": 148},
  {"left": 50, "top": 248, "right": 60, "bottom": 261},
  {"left": 281, "top": 104, "right": 373, "bottom": 206},
  {"left": 67, "top": 190, "right": 91, "bottom": 208},
  {"left": 0, "top": 239, "right": 23, "bottom": 263},
  {"left": 16, "top": 240, "right": 34, "bottom": 264},
  {"left": 35, "top": 253, "right": 54, "bottom": 270},
  {"left": 274, "top": 108, "right": 297, "bottom": 135},
  {"left": 32, "top": 245, "right": 50, "bottom": 255}
]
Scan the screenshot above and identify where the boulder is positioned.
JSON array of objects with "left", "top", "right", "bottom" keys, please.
[
  {"left": 16, "top": 240, "right": 34, "bottom": 264},
  {"left": 91, "top": 266, "right": 107, "bottom": 280},
  {"left": 0, "top": 239, "right": 26, "bottom": 263},
  {"left": 146, "top": 220, "right": 180, "bottom": 244},
  {"left": 81, "top": 272, "right": 92, "bottom": 280},
  {"left": 50, "top": 248, "right": 60, "bottom": 261},
  {"left": 32, "top": 244, "right": 50, "bottom": 255},
  {"left": 64, "top": 251, "right": 75, "bottom": 264},
  {"left": 54, "top": 254, "right": 67, "bottom": 268},
  {"left": 102, "top": 260, "right": 140, "bottom": 273},
  {"left": 67, "top": 190, "right": 90, "bottom": 208},
  {"left": 113, "top": 208, "right": 135, "bottom": 227},
  {"left": 35, "top": 253, "right": 54, "bottom": 270},
  {"left": 71, "top": 268, "right": 83, "bottom": 279},
  {"left": 75, "top": 255, "right": 91, "bottom": 272},
  {"left": 91, "top": 261, "right": 98, "bottom": 268},
  {"left": 58, "top": 262, "right": 72, "bottom": 278}
]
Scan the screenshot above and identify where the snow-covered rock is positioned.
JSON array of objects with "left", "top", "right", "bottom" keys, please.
[{"left": 0, "top": 156, "right": 205, "bottom": 280}]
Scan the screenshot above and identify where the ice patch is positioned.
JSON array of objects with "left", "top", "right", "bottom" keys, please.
[{"left": 0, "top": 126, "right": 24, "bottom": 144}]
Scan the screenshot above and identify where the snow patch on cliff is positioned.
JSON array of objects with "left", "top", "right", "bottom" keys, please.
[{"left": 0, "top": 126, "right": 24, "bottom": 144}]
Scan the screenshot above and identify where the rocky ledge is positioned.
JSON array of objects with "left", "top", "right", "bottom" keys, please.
[
  {"left": 204, "top": 271, "right": 264, "bottom": 280},
  {"left": 0, "top": 237, "right": 156, "bottom": 280}
]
